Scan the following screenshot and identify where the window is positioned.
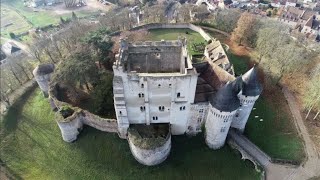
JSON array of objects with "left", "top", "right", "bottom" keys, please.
[
  {"left": 140, "top": 106, "right": 145, "bottom": 112},
  {"left": 153, "top": 116, "right": 158, "bottom": 120},
  {"left": 198, "top": 118, "right": 202, "bottom": 123},
  {"left": 223, "top": 119, "right": 228, "bottom": 123},
  {"left": 141, "top": 84, "right": 144, "bottom": 88},
  {"left": 180, "top": 106, "right": 186, "bottom": 111},
  {"left": 177, "top": 92, "right": 180, "bottom": 98},
  {"left": 119, "top": 111, "right": 122, "bottom": 115},
  {"left": 158, "top": 84, "right": 161, "bottom": 88},
  {"left": 199, "top": 109, "right": 204, "bottom": 113},
  {"left": 138, "top": 93, "right": 141, "bottom": 98},
  {"left": 159, "top": 106, "right": 165, "bottom": 111},
  {"left": 235, "top": 113, "right": 239, "bottom": 118},
  {"left": 220, "top": 127, "right": 226, "bottom": 133},
  {"left": 169, "top": 84, "right": 172, "bottom": 87},
  {"left": 141, "top": 93, "right": 144, "bottom": 97}
]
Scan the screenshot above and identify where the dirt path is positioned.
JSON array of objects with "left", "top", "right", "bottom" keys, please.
[{"left": 281, "top": 87, "right": 320, "bottom": 179}]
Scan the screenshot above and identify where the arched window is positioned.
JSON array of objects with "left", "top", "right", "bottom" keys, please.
[
  {"left": 138, "top": 93, "right": 141, "bottom": 98},
  {"left": 141, "top": 83, "right": 144, "bottom": 88}
]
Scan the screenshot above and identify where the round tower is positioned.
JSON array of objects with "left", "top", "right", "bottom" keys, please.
[
  {"left": 231, "top": 66, "right": 262, "bottom": 133},
  {"left": 33, "top": 64, "right": 55, "bottom": 97},
  {"left": 205, "top": 80, "right": 241, "bottom": 149}
]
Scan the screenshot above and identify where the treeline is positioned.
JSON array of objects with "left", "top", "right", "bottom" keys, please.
[{"left": 230, "top": 12, "right": 320, "bottom": 117}]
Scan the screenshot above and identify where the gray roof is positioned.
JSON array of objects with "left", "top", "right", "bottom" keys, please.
[
  {"left": 242, "top": 66, "right": 262, "bottom": 96},
  {"left": 33, "top": 63, "right": 55, "bottom": 76},
  {"left": 210, "top": 79, "right": 241, "bottom": 112}
]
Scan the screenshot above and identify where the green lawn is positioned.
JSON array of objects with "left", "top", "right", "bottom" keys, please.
[
  {"left": 228, "top": 52, "right": 305, "bottom": 162},
  {"left": 0, "top": 88, "right": 260, "bottom": 179},
  {"left": 148, "top": 28, "right": 206, "bottom": 55},
  {"left": 2, "top": 0, "right": 98, "bottom": 28},
  {"left": 0, "top": 5, "right": 32, "bottom": 37}
]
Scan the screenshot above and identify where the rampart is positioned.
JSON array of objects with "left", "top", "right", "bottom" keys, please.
[{"left": 110, "top": 23, "right": 212, "bottom": 41}]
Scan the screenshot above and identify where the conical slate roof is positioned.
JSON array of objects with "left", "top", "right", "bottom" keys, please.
[
  {"left": 33, "top": 64, "right": 55, "bottom": 76},
  {"left": 210, "top": 80, "right": 241, "bottom": 112},
  {"left": 242, "top": 66, "right": 262, "bottom": 96}
]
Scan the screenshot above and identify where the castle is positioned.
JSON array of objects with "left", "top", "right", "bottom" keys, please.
[
  {"left": 113, "top": 37, "right": 262, "bottom": 150},
  {"left": 34, "top": 26, "right": 262, "bottom": 166}
]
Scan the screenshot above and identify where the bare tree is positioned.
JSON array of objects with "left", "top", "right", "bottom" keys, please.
[{"left": 231, "top": 12, "right": 259, "bottom": 47}]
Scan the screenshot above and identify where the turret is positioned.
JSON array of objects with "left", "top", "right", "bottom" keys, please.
[
  {"left": 205, "top": 79, "right": 241, "bottom": 149},
  {"left": 231, "top": 66, "right": 262, "bottom": 132},
  {"left": 33, "top": 63, "right": 55, "bottom": 97}
]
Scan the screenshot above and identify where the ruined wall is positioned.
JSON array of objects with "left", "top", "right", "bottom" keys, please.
[
  {"left": 34, "top": 73, "right": 52, "bottom": 97},
  {"left": 81, "top": 111, "right": 118, "bottom": 133},
  {"left": 48, "top": 83, "right": 118, "bottom": 142},
  {"left": 128, "top": 134, "right": 171, "bottom": 166},
  {"left": 57, "top": 112, "right": 83, "bottom": 142}
]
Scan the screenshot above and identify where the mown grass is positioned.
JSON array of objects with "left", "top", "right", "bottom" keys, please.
[
  {"left": 228, "top": 52, "right": 305, "bottom": 162},
  {"left": 0, "top": 5, "right": 32, "bottom": 37},
  {"left": 148, "top": 28, "right": 206, "bottom": 55},
  {"left": 2, "top": 0, "right": 98, "bottom": 28},
  {"left": 0, "top": 88, "right": 261, "bottom": 179}
]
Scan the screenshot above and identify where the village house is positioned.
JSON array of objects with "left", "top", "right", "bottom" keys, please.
[{"left": 278, "top": 6, "right": 316, "bottom": 27}]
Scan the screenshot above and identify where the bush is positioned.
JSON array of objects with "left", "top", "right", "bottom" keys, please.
[
  {"left": 9, "top": 32, "right": 16, "bottom": 39},
  {"left": 59, "top": 105, "right": 74, "bottom": 118}
]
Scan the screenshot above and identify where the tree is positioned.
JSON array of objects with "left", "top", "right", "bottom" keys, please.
[
  {"left": 231, "top": 12, "right": 259, "bottom": 47},
  {"left": 255, "top": 21, "right": 290, "bottom": 63},
  {"left": 52, "top": 45, "right": 99, "bottom": 91},
  {"left": 191, "top": 4, "right": 210, "bottom": 23},
  {"left": 177, "top": 4, "right": 192, "bottom": 23},
  {"left": 9, "top": 32, "right": 16, "bottom": 39},
  {"left": 213, "top": 9, "right": 241, "bottom": 33},
  {"left": 84, "top": 27, "right": 114, "bottom": 69},
  {"left": 92, "top": 72, "right": 114, "bottom": 117},
  {"left": 71, "top": 12, "right": 78, "bottom": 21},
  {"left": 303, "top": 74, "right": 320, "bottom": 120}
]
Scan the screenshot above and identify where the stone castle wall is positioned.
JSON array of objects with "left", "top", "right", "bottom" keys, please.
[
  {"left": 48, "top": 83, "right": 118, "bottom": 142},
  {"left": 110, "top": 23, "right": 212, "bottom": 41},
  {"left": 128, "top": 133, "right": 171, "bottom": 166}
]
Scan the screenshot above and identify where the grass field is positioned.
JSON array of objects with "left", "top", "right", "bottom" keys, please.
[
  {"left": 148, "top": 29, "right": 206, "bottom": 55},
  {"left": 1, "top": 0, "right": 98, "bottom": 28},
  {"left": 227, "top": 52, "right": 305, "bottom": 162},
  {"left": 0, "top": 5, "right": 32, "bottom": 37},
  {"left": 0, "top": 88, "right": 261, "bottom": 179}
]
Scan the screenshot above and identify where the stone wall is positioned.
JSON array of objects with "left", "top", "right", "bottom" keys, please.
[
  {"left": 128, "top": 134, "right": 171, "bottom": 166},
  {"left": 110, "top": 23, "right": 212, "bottom": 41},
  {"left": 48, "top": 83, "right": 118, "bottom": 142}
]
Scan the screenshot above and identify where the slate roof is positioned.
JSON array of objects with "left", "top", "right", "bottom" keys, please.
[
  {"left": 241, "top": 66, "right": 262, "bottom": 96},
  {"left": 210, "top": 79, "right": 241, "bottom": 112}
]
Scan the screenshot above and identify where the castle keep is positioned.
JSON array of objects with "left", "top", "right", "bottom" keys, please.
[{"left": 35, "top": 25, "right": 262, "bottom": 166}]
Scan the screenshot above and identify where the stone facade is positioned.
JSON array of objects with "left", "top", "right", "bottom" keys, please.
[
  {"left": 36, "top": 24, "right": 262, "bottom": 166},
  {"left": 128, "top": 133, "right": 171, "bottom": 166}
]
